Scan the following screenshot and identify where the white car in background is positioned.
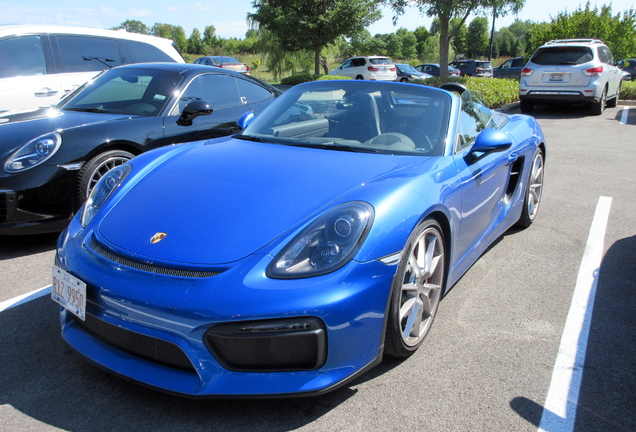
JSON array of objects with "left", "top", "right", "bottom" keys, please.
[
  {"left": 0, "top": 25, "right": 184, "bottom": 114},
  {"left": 329, "top": 56, "right": 397, "bottom": 81}
]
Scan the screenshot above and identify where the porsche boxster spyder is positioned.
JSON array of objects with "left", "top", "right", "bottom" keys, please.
[{"left": 54, "top": 80, "right": 546, "bottom": 397}]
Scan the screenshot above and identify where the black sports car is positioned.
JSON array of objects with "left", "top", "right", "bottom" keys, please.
[{"left": 0, "top": 63, "right": 280, "bottom": 235}]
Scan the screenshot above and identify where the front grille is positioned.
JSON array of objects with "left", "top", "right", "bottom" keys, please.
[
  {"left": 75, "top": 313, "right": 196, "bottom": 372},
  {"left": 0, "top": 190, "right": 17, "bottom": 222},
  {"left": 88, "top": 235, "right": 224, "bottom": 278},
  {"left": 205, "top": 318, "right": 327, "bottom": 372}
]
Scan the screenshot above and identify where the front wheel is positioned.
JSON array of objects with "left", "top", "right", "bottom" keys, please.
[
  {"left": 76, "top": 150, "right": 134, "bottom": 207},
  {"left": 384, "top": 219, "right": 446, "bottom": 357},
  {"left": 516, "top": 148, "right": 544, "bottom": 228}
]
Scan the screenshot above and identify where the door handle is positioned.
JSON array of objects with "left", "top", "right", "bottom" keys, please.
[
  {"left": 34, "top": 88, "right": 59, "bottom": 97},
  {"left": 508, "top": 152, "right": 518, "bottom": 162}
]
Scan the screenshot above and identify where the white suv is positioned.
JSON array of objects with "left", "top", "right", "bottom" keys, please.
[
  {"left": 0, "top": 25, "right": 184, "bottom": 114},
  {"left": 329, "top": 56, "right": 397, "bottom": 81},
  {"left": 519, "top": 39, "right": 622, "bottom": 115}
]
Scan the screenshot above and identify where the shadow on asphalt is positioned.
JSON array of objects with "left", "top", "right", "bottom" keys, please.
[
  {"left": 0, "top": 295, "right": 407, "bottom": 432},
  {"left": 509, "top": 234, "right": 636, "bottom": 431},
  {"left": 0, "top": 232, "right": 59, "bottom": 261}
]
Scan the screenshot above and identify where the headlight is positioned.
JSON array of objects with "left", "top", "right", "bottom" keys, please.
[
  {"left": 4, "top": 132, "right": 62, "bottom": 173},
  {"left": 267, "top": 202, "right": 374, "bottom": 279},
  {"left": 80, "top": 164, "right": 131, "bottom": 227}
]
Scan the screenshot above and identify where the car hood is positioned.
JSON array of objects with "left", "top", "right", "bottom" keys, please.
[
  {"left": 0, "top": 109, "right": 140, "bottom": 155},
  {"left": 97, "top": 138, "right": 424, "bottom": 265}
]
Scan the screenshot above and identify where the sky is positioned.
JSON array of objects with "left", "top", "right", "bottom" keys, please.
[{"left": 1, "top": 0, "right": 634, "bottom": 40}]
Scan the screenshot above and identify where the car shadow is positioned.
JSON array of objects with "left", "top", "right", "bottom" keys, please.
[
  {"left": 0, "top": 296, "right": 407, "bottom": 431},
  {"left": 0, "top": 233, "right": 59, "bottom": 261},
  {"left": 525, "top": 103, "right": 595, "bottom": 119},
  {"left": 508, "top": 234, "right": 636, "bottom": 430}
]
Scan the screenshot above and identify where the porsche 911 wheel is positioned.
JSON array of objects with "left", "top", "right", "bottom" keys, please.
[
  {"left": 76, "top": 150, "right": 134, "bottom": 206},
  {"left": 384, "top": 219, "right": 446, "bottom": 357},
  {"left": 516, "top": 148, "right": 544, "bottom": 228}
]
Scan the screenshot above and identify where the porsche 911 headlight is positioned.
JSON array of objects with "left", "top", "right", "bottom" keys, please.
[
  {"left": 4, "top": 132, "right": 62, "bottom": 173},
  {"left": 267, "top": 202, "right": 374, "bottom": 279},
  {"left": 80, "top": 164, "right": 131, "bottom": 227}
]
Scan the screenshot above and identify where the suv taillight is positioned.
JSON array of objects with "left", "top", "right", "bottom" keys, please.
[
  {"left": 367, "top": 66, "right": 379, "bottom": 72},
  {"left": 583, "top": 66, "right": 603, "bottom": 77},
  {"left": 521, "top": 68, "right": 534, "bottom": 77},
  {"left": 390, "top": 66, "right": 396, "bottom": 71},
  {"left": 246, "top": 65, "right": 251, "bottom": 72}
]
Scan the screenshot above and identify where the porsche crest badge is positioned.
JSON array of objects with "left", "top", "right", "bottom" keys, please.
[{"left": 150, "top": 232, "right": 167, "bottom": 244}]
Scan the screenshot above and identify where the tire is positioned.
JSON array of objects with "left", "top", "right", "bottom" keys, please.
[
  {"left": 384, "top": 219, "right": 446, "bottom": 357},
  {"left": 590, "top": 86, "right": 606, "bottom": 115},
  {"left": 520, "top": 99, "right": 534, "bottom": 114},
  {"left": 516, "top": 148, "right": 544, "bottom": 228},
  {"left": 355, "top": 75, "right": 364, "bottom": 80},
  {"left": 400, "top": 77, "right": 409, "bottom": 83},
  {"left": 606, "top": 82, "right": 620, "bottom": 108},
  {"left": 76, "top": 150, "right": 134, "bottom": 207}
]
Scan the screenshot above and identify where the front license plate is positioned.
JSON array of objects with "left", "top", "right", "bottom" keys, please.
[
  {"left": 52, "top": 265, "right": 86, "bottom": 321},
  {"left": 550, "top": 73, "right": 564, "bottom": 81}
]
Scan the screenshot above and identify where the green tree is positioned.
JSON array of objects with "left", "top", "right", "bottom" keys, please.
[
  {"left": 188, "top": 28, "right": 204, "bottom": 55},
  {"left": 467, "top": 17, "right": 489, "bottom": 58},
  {"left": 528, "top": 2, "right": 636, "bottom": 59},
  {"left": 450, "top": 18, "right": 467, "bottom": 57},
  {"left": 202, "top": 25, "right": 218, "bottom": 53},
  {"left": 151, "top": 23, "right": 173, "bottom": 39},
  {"left": 112, "top": 20, "right": 149, "bottom": 34},
  {"left": 396, "top": 28, "right": 418, "bottom": 59},
  {"left": 249, "top": 0, "right": 382, "bottom": 75},
  {"left": 171, "top": 26, "right": 188, "bottom": 54},
  {"left": 384, "top": 0, "right": 524, "bottom": 75}
]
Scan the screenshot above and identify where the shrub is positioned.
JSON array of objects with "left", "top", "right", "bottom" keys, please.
[{"left": 620, "top": 81, "right": 636, "bottom": 100}]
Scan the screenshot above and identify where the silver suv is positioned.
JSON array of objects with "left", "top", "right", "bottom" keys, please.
[{"left": 519, "top": 39, "right": 622, "bottom": 115}]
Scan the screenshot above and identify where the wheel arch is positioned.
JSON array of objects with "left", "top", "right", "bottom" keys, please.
[{"left": 82, "top": 140, "right": 145, "bottom": 165}]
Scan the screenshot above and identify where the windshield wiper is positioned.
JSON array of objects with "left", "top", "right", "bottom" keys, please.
[
  {"left": 64, "top": 107, "right": 107, "bottom": 113},
  {"left": 83, "top": 56, "right": 116, "bottom": 68},
  {"left": 233, "top": 134, "right": 277, "bottom": 144},
  {"left": 289, "top": 141, "right": 379, "bottom": 153}
]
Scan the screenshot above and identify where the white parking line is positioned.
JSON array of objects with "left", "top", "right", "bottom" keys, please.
[
  {"left": 620, "top": 106, "right": 630, "bottom": 124},
  {"left": 0, "top": 285, "right": 51, "bottom": 313},
  {"left": 538, "top": 196, "right": 612, "bottom": 432}
]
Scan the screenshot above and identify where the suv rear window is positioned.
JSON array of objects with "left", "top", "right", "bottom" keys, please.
[
  {"left": 475, "top": 61, "right": 491, "bottom": 68},
  {"left": 370, "top": 58, "right": 392, "bottom": 65},
  {"left": 531, "top": 47, "right": 594, "bottom": 65}
]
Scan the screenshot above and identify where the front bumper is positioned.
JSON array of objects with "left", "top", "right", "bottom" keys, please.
[
  {"left": 55, "top": 223, "right": 398, "bottom": 397},
  {"left": 0, "top": 164, "right": 77, "bottom": 235}
]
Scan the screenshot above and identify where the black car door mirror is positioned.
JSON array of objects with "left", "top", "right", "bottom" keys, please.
[{"left": 177, "top": 100, "right": 213, "bottom": 126}]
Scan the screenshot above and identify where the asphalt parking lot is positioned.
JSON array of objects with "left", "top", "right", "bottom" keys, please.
[{"left": 1, "top": 102, "right": 635, "bottom": 432}]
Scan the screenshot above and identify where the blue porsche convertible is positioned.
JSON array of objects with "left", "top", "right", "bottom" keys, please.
[{"left": 53, "top": 80, "right": 545, "bottom": 397}]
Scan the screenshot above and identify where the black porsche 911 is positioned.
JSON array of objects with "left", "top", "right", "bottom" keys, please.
[{"left": 0, "top": 63, "right": 281, "bottom": 234}]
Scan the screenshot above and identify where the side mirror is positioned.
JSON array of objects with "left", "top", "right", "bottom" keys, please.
[
  {"left": 616, "top": 60, "right": 624, "bottom": 67},
  {"left": 237, "top": 111, "right": 255, "bottom": 129},
  {"left": 177, "top": 100, "right": 213, "bottom": 126},
  {"left": 471, "top": 129, "right": 513, "bottom": 154}
]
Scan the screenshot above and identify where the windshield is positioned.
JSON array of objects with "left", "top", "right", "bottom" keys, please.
[
  {"left": 398, "top": 64, "right": 418, "bottom": 73},
  {"left": 241, "top": 81, "right": 451, "bottom": 156},
  {"left": 61, "top": 67, "right": 183, "bottom": 116}
]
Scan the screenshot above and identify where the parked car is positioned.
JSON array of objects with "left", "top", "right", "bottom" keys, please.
[
  {"left": 0, "top": 25, "right": 184, "bottom": 114},
  {"left": 449, "top": 59, "right": 493, "bottom": 77},
  {"left": 415, "top": 63, "right": 460, "bottom": 77},
  {"left": 617, "top": 59, "right": 636, "bottom": 81},
  {"left": 193, "top": 56, "right": 251, "bottom": 74},
  {"left": 53, "top": 79, "right": 546, "bottom": 398},
  {"left": 519, "top": 39, "right": 623, "bottom": 115},
  {"left": 329, "top": 56, "right": 397, "bottom": 81},
  {"left": 0, "top": 63, "right": 281, "bottom": 235},
  {"left": 493, "top": 57, "right": 526, "bottom": 79},
  {"left": 394, "top": 63, "right": 432, "bottom": 82}
]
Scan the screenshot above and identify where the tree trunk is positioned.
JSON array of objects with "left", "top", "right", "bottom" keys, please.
[
  {"left": 315, "top": 47, "right": 321, "bottom": 75},
  {"left": 439, "top": 17, "right": 450, "bottom": 77}
]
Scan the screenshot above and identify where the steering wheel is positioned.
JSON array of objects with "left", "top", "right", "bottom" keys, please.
[{"left": 388, "top": 125, "right": 433, "bottom": 151}]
